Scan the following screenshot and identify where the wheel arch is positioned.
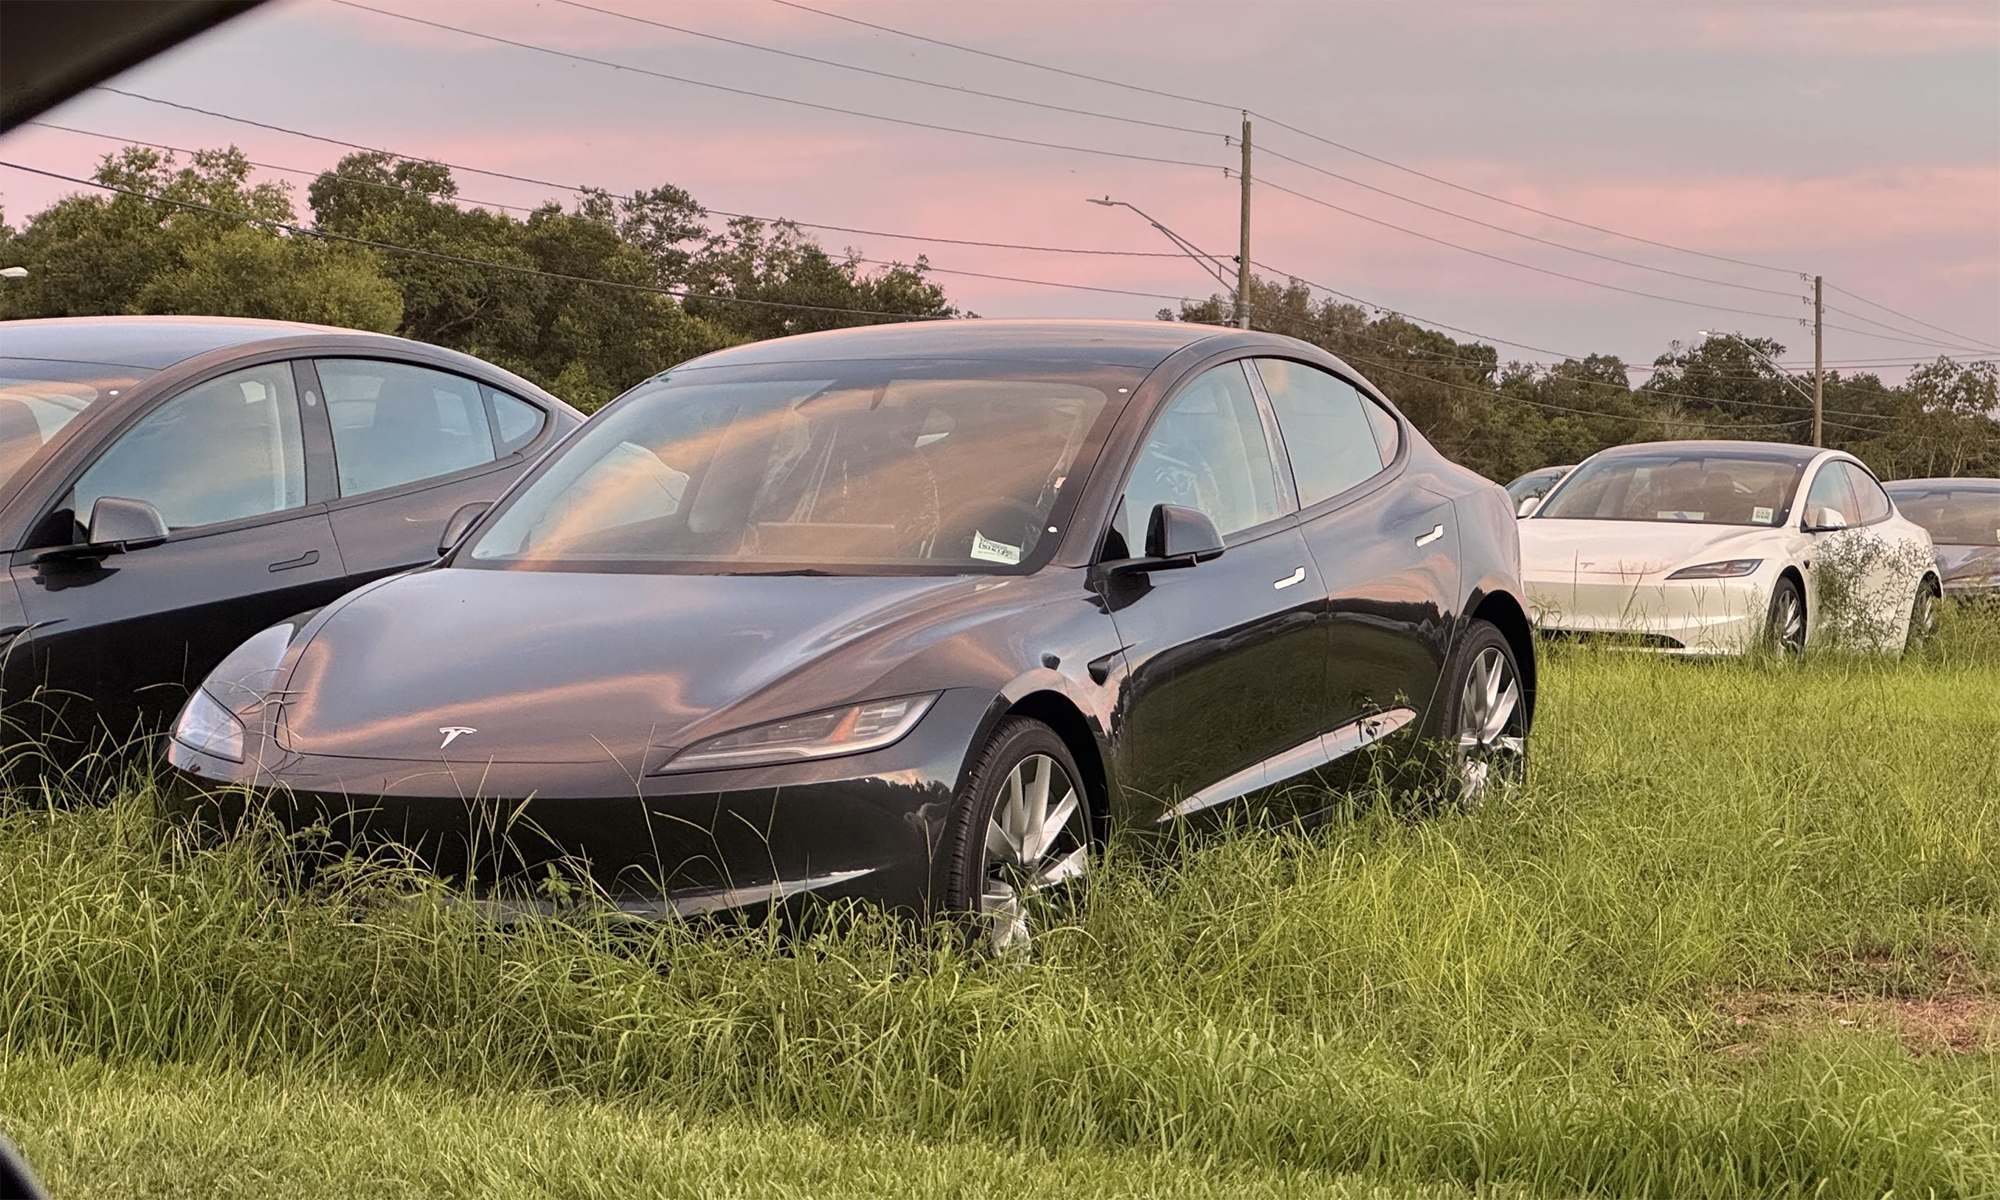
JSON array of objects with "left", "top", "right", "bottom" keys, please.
[
  {"left": 1470, "top": 589, "right": 1536, "bottom": 726},
  {"left": 1003, "top": 689, "right": 1111, "bottom": 832}
]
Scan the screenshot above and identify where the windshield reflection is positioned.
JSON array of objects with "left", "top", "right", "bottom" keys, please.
[{"left": 1538, "top": 450, "right": 1806, "bottom": 527}]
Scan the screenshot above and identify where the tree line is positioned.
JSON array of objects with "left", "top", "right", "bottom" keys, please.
[{"left": 2, "top": 144, "right": 1993, "bottom": 483}]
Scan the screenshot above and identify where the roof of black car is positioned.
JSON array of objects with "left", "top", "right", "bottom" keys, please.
[
  {"left": 1594, "top": 439, "right": 1827, "bottom": 464},
  {"left": 677, "top": 318, "right": 1237, "bottom": 370},
  {"left": 0, "top": 315, "right": 379, "bottom": 371}
]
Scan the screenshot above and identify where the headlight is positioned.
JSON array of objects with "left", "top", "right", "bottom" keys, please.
[
  {"left": 173, "top": 688, "right": 245, "bottom": 763},
  {"left": 1666, "top": 559, "right": 1763, "bottom": 580},
  {"left": 658, "top": 693, "right": 939, "bottom": 774},
  {"left": 170, "top": 620, "right": 303, "bottom": 763}
]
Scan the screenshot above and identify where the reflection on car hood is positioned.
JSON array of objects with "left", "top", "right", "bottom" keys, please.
[
  {"left": 281, "top": 567, "right": 987, "bottom": 764},
  {"left": 1936, "top": 543, "right": 2000, "bottom": 590},
  {"left": 1518, "top": 519, "right": 1781, "bottom": 577}
]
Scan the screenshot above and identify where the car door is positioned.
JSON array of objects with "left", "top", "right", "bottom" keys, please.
[
  {"left": 1250, "top": 359, "right": 1456, "bottom": 771},
  {"left": 8, "top": 360, "right": 348, "bottom": 747},
  {"left": 1095, "top": 359, "right": 1328, "bottom": 824},
  {"left": 1800, "top": 459, "right": 1908, "bottom": 647},
  {"left": 309, "top": 358, "right": 550, "bottom": 582}
]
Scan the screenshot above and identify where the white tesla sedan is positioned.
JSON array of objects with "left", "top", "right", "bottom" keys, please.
[{"left": 1519, "top": 441, "right": 1938, "bottom": 654}]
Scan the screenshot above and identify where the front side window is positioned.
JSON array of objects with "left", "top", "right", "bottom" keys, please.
[
  {"left": 466, "top": 360, "right": 1128, "bottom": 572},
  {"left": 1804, "top": 462, "right": 1860, "bottom": 527},
  {"left": 1889, "top": 486, "right": 2000, "bottom": 546},
  {"left": 1838, "top": 462, "right": 1892, "bottom": 524},
  {"left": 0, "top": 358, "right": 147, "bottom": 493},
  {"left": 1253, "top": 358, "right": 1389, "bottom": 508},
  {"left": 318, "top": 359, "right": 497, "bottom": 496},
  {"left": 1122, "top": 362, "right": 1285, "bottom": 540},
  {"left": 70, "top": 363, "right": 304, "bottom": 531},
  {"left": 1539, "top": 451, "right": 1806, "bottom": 527}
]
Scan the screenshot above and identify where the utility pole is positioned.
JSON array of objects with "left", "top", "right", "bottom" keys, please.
[
  {"left": 1236, "top": 113, "right": 1251, "bottom": 329},
  {"left": 1812, "top": 274, "right": 1824, "bottom": 447}
]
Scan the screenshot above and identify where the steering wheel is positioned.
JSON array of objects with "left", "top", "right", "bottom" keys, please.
[{"left": 936, "top": 495, "right": 1040, "bottom": 560}]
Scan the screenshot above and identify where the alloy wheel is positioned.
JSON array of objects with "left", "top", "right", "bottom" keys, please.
[
  {"left": 1771, "top": 585, "right": 1806, "bottom": 653},
  {"left": 981, "top": 752, "right": 1088, "bottom": 954},
  {"left": 1455, "top": 646, "right": 1526, "bottom": 806}
]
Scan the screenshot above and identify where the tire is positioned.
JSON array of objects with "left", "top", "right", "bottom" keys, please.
[
  {"left": 1437, "top": 620, "right": 1528, "bottom": 809},
  {"left": 1906, "top": 576, "right": 1941, "bottom": 652},
  {"left": 1766, "top": 575, "right": 1807, "bottom": 654},
  {"left": 942, "top": 716, "right": 1091, "bottom": 954}
]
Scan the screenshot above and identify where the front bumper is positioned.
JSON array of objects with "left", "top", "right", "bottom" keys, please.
[
  {"left": 1523, "top": 574, "right": 1770, "bottom": 655},
  {"left": 164, "top": 688, "right": 998, "bottom": 917}
]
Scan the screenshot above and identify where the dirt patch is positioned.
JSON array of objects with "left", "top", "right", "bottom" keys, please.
[{"left": 1718, "top": 992, "right": 1999, "bottom": 1057}]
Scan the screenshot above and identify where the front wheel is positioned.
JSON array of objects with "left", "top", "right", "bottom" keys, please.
[
  {"left": 1439, "top": 621, "right": 1528, "bottom": 809},
  {"left": 1766, "top": 575, "right": 1807, "bottom": 654},
  {"left": 942, "top": 717, "right": 1092, "bottom": 954}
]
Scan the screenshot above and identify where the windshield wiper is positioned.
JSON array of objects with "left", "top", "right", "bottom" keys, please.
[{"left": 721, "top": 568, "right": 838, "bottom": 576}]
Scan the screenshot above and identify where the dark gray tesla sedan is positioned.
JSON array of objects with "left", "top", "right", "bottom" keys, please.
[
  {"left": 168, "top": 320, "right": 1533, "bottom": 949},
  {"left": 1883, "top": 477, "right": 2000, "bottom": 598},
  {"left": 0, "top": 316, "right": 580, "bottom": 759}
]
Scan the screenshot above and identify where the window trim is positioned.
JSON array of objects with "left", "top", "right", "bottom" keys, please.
[
  {"left": 311, "top": 355, "right": 516, "bottom": 506},
  {"left": 1100, "top": 357, "right": 1300, "bottom": 560},
  {"left": 1245, "top": 355, "right": 1407, "bottom": 522}
]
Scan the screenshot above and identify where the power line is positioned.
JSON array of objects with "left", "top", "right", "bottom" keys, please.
[
  {"left": 1252, "top": 174, "right": 1807, "bottom": 324},
  {"left": 0, "top": 159, "right": 952, "bottom": 324},
  {"left": 1256, "top": 144, "right": 1806, "bottom": 302},
  {"left": 36, "top": 111, "right": 1192, "bottom": 260},
  {"left": 555, "top": 0, "right": 1222, "bottom": 139},
  {"left": 1824, "top": 281, "right": 2000, "bottom": 353},
  {"left": 328, "top": 1, "right": 1224, "bottom": 172},
  {"left": 1822, "top": 303, "right": 2000, "bottom": 354},
  {"left": 1351, "top": 354, "right": 1808, "bottom": 431},
  {"left": 767, "top": 0, "right": 1809, "bottom": 279},
  {"left": 1818, "top": 321, "right": 1995, "bottom": 354}
]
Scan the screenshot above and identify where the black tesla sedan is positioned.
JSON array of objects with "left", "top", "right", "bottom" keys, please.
[
  {"left": 0, "top": 316, "right": 579, "bottom": 759},
  {"left": 1883, "top": 477, "right": 2000, "bottom": 598},
  {"left": 167, "top": 320, "right": 1532, "bottom": 948}
]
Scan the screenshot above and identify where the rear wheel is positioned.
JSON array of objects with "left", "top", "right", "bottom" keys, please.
[
  {"left": 1439, "top": 621, "right": 1527, "bottom": 809},
  {"left": 1766, "top": 576, "right": 1807, "bottom": 654},
  {"left": 943, "top": 717, "right": 1091, "bottom": 954},
  {"left": 1906, "top": 576, "right": 1942, "bottom": 652}
]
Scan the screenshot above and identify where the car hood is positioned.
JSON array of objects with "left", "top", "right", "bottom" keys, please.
[
  {"left": 280, "top": 566, "right": 1003, "bottom": 766},
  {"left": 1936, "top": 543, "right": 2000, "bottom": 589},
  {"left": 1518, "top": 519, "right": 1780, "bottom": 578}
]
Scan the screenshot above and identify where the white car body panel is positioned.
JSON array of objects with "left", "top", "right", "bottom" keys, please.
[{"left": 1519, "top": 447, "right": 1936, "bottom": 655}]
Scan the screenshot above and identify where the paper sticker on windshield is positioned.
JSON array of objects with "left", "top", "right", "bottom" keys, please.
[
  {"left": 1753, "top": 506, "right": 1774, "bottom": 524},
  {"left": 970, "top": 531, "right": 1021, "bottom": 565}
]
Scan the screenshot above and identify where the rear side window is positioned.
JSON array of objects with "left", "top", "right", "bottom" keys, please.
[
  {"left": 490, "top": 389, "right": 546, "bottom": 455},
  {"left": 318, "top": 360, "right": 497, "bottom": 496},
  {"left": 71, "top": 363, "right": 305, "bottom": 531},
  {"left": 1253, "top": 359, "right": 1387, "bottom": 508}
]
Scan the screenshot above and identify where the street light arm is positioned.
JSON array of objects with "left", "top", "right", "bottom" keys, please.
[
  {"left": 1697, "top": 331, "right": 1818, "bottom": 407},
  {"left": 1086, "top": 198, "right": 1237, "bottom": 293}
]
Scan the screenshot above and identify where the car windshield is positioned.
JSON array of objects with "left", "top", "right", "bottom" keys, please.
[
  {"left": 1505, "top": 467, "right": 1568, "bottom": 504},
  {"left": 0, "top": 357, "right": 146, "bottom": 490},
  {"left": 1888, "top": 485, "right": 2000, "bottom": 546},
  {"left": 1537, "top": 450, "right": 1806, "bottom": 526},
  {"left": 465, "top": 359, "right": 1131, "bottom": 573}
]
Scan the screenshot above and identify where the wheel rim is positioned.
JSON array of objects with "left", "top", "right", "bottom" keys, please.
[
  {"left": 1772, "top": 586, "right": 1805, "bottom": 651},
  {"left": 980, "top": 753, "right": 1087, "bottom": 954},
  {"left": 1455, "top": 646, "right": 1525, "bottom": 805},
  {"left": 1913, "top": 586, "right": 1938, "bottom": 643}
]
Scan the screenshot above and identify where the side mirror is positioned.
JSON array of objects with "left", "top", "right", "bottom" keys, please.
[
  {"left": 438, "top": 501, "right": 492, "bottom": 556},
  {"left": 1104, "top": 503, "right": 1224, "bottom": 575},
  {"left": 1804, "top": 506, "right": 1850, "bottom": 532},
  {"left": 1516, "top": 495, "right": 1541, "bottom": 518},
  {"left": 86, "top": 496, "right": 169, "bottom": 549}
]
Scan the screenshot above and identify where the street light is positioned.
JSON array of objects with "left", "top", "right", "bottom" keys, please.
[
  {"left": 1697, "top": 329, "right": 1820, "bottom": 442},
  {"left": 1085, "top": 197, "right": 1240, "bottom": 316}
]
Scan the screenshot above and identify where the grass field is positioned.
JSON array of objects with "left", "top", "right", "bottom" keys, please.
[{"left": 1, "top": 621, "right": 1996, "bottom": 1198}]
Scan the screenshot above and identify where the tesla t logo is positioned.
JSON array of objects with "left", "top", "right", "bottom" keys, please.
[{"left": 438, "top": 726, "right": 477, "bottom": 750}]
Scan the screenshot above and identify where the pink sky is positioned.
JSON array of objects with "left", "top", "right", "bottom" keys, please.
[{"left": 2, "top": 0, "right": 1995, "bottom": 376}]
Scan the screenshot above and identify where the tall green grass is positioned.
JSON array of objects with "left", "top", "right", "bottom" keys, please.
[{"left": 1, "top": 614, "right": 1997, "bottom": 1197}]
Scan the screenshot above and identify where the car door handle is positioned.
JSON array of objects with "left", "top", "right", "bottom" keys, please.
[
  {"left": 1273, "top": 566, "right": 1306, "bottom": 590},
  {"left": 268, "top": 549, "right": 320, "bottom": 573},
  {"left": 1414, "top": 524, "right": 1444, "bottom": 548}
]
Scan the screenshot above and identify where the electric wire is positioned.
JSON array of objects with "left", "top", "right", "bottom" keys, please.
[
  {"left": 1350, "top": 355, "right": 1810, "bottom": 431},
  {"left": 327, "top": 2, "right": 1224, "bottom": 172},
  {"left": 0, "top": 160, "right": 952, "bottom": 323},
  {"left": 1822, "top": 303, "right": 2000, "bottom": 354},
  {"left": 1825, "top": 282, "right": 2000, "bottom": 353}
]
